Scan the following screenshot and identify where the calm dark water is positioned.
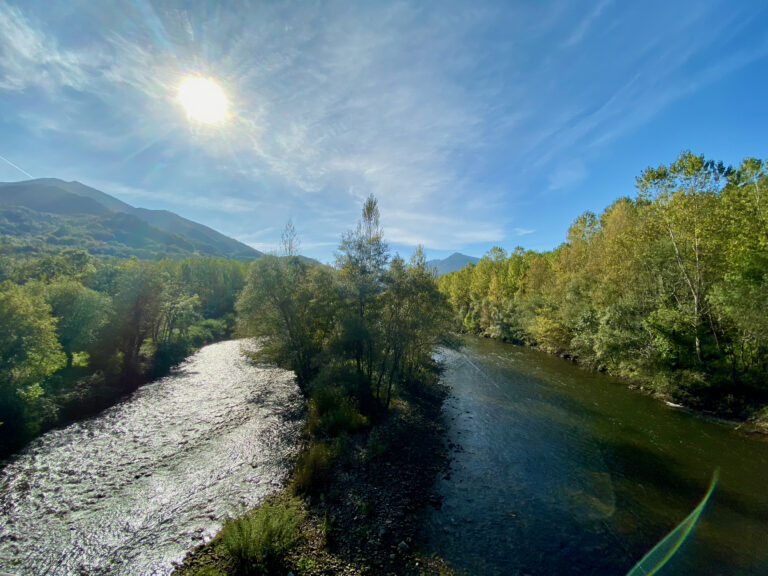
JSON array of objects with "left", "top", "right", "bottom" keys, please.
[
  {"left": 426, "top": 337, "right": 768, "bottom": 575},
  {"left": 0, "top": 340, "right": 302, "bottom": 575}
]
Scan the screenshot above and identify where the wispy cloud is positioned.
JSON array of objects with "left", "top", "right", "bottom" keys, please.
[
  {"left": 562, "top": 0, "right": 613, "bottom": 48},
  {"left": 0, "top": 1, "right": 98, "bottom": 92},
  {"left": 1, "top": 0, "right": 767, "bottom": 259}
]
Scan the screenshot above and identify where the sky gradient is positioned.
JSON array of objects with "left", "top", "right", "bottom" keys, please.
[{"left": 1, "top": 0, "right": 767, "bottom": 262}]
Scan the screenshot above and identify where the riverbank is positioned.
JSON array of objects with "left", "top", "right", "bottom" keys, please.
[
  {"left": 473, "top": 333, "right": 768, "bottom": 436},
  {"left": 0, "top": 332, "right": 234, "bottom": 461},
  {"left": 174, "top": 369, "right": 456, "bottom": 576}
]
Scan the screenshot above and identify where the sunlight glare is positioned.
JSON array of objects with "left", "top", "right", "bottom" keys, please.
[{"left": 178, "top": 76, "right": 229, "bottom": 124}]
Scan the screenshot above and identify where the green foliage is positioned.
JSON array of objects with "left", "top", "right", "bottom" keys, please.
[
  {"left": 439, "top": 152, "right": 768, "bottom": 413},
  {"left": 297, "top": 555, "right": 317, "bottom": 572},
  {"left": 237, "top": 208, "right": 452, "bottom": 414},
  {"left": 185, "top": 567, "right": 227, "bottom": 576},
  {"left": 292, "top": 443, "right": 335, "bottom": 495},
  {"left": 306, "top": 386, "right": 368, "bottom": 438},
  {"left": 220, "top": 497, "right": 304, "bottom": 575},
  {"left": 0, "top": 282, "right": 66, "bottom": 442},
  {"left": 236, "top": 254, "right": 338, "bottom": 391},
  {"left": 45, "top": 279, "right": 112, "bottom": 367},
  {"left": 0, "top": 251, "right": 247, "bottom": 456},
  {"left": 321, "top": 512, "right": 333, "bottom": 547}
]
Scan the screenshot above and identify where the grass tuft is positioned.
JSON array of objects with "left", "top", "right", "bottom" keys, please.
[
  {"left": 292, "top": 442, "right": 335, "bottom": 495},
  {"left": 220, "top": 497, "right": 303, "bottom": 575}
]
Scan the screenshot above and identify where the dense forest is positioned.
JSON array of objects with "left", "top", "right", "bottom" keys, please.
[
  {"left": 0, "top": 250, "right": 247, "bottom": 455},
  {"left": 439, "top": 152, "right": 768, "bottom": 417}
]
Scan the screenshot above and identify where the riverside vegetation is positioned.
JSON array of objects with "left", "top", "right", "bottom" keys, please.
[
  {"left": 0, "top": 251, "right": 248, "bottom": 456},
  {"left": 175, "top": 197, "right": 456, "bottom": 575},
  {"left": 439, "top": 152, "right": 768, "bottom": 420}
]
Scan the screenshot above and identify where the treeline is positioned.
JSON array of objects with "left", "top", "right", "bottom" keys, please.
[
  {"left": 439, "top": 152, "right": 768, "bottom": 416},
  {"left": 0, "top": 251, "right": 247, "bottom": 455},
  {"left": 237, "top": 197, "right": 451, "bottom": 420}
]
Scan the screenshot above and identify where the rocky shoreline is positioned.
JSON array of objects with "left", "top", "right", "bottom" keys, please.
[{"left": 173, "top": 374, "right": 457, "bottom": 576}]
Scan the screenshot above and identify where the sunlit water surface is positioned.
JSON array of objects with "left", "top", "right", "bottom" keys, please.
[
  {"left": 426, "top": 337, "right": 768, "bottom": 575},
  {"left": 0, "top": 340, "right": 303, "bottom": 575}
]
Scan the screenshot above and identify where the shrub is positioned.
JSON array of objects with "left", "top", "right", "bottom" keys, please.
[
  {"left": 297, "top": 556, "right": 316, "bottom": 571},
  {"left": 292, "top": 442, "right": 334, "bottom": 494},
  {"left": 188, "top": 318, "right": 228, "bottom": 347},
  {"left": 306, "top": 386, "right": 368, "bottom": 438},
  {"left": 220, "top": 498, "right": 303, "bottom": 575},
  {"left": 152, "top": 339, "right": 191, "bottom": 376}
]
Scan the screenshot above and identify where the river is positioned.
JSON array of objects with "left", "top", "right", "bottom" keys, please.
[
  {"left": 0, "top": 340, "right": 303, "bottom": 576},
  {"left": 426, "top": 336, "right": 768, "bottom": 575}
]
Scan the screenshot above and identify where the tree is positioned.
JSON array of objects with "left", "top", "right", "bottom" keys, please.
[
  {"left": 281, "top": 219, "right": 301, "bottom": 257},
  {"left": 637, "top": 151, "right": 731, "bottom": 366},
  {"left": 156, "top": 279, "right": 201, "bottom": 345},
  {"left": 377, "top": 248, "right": 451, "bottom": 407},
  {"left": 0, "top": 282, "right": 65, "bottom": 440},
  {"left": 237, "top": 255, "right": 337, "bottom": 392},
  {"left": 709, "top": 158, "right": 768, "bottom": 381},
  {"left": 335, "top": 195, "right": 389, "bottom": 395},
  {"left": 104, "top": 261, "right": 164, "bottom": 373},
  {"left": 45, "top": 280, "right": 113, "bottom": 368}
]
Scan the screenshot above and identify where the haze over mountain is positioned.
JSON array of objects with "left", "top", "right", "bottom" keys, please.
[
  {"left": 0, "top": 179, "right": 262, "bottom": 260},
  {"left": 427, "top": 253, "right": 480, "bottom": 276}
]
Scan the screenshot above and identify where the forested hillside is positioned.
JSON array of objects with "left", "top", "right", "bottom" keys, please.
[
  {"left": 0, "top": 179, "right": 262, "bottom": 260},
  {"left": 439, "top": 152, "right": 768, "bottom": 417}
]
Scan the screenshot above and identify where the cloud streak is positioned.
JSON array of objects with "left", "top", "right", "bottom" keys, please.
[{"left": 0, "top": 153, "right": 33, "bottom": 178}]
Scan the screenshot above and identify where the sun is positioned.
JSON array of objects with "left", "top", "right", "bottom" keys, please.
[{"left": 178, "top": 76, "right": 229, "bottom": 124}]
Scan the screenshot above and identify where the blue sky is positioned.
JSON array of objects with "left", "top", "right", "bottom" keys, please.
[{"left": 0, "top": 0, "right": 766, "bottom": 262}]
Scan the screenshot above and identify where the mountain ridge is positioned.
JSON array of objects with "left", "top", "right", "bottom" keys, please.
[{"left": 0, "top": 178, "right": 262, "bottom": 260}]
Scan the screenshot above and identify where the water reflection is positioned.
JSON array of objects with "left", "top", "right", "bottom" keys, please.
[
  {"left": 426, "top": 338, "right": 768, "bottom": 575},
  {"left": 0, "top": 340, "right": 303, "bottom": 575}
]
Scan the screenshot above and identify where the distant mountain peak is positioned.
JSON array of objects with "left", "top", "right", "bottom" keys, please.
[{"left": 426, "top": 252, "right": 480, "bottom": 276}]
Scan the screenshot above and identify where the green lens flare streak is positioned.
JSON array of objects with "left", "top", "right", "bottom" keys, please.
[{"left": 626, "top": 469, "right": 719, "bottom": 576}]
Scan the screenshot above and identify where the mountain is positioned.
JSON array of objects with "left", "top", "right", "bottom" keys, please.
[
  {"left": 427, "top": 252, "right": 480, "bottom": 276},
  {"left": 0, "top": 179, "right": 262, "bottom": 260}
]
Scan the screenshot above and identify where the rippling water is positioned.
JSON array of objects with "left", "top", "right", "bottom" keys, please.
[
  {"left": 0, "top": 340, "right": 303, "bottom": 575},
  {"left": 427, "top": 337, "right": 768, "bottom": 575}
]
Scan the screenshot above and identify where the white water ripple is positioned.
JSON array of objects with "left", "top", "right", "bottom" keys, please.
[{"left": 0, "top": 339, "right": 303, "bottom": 576}]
